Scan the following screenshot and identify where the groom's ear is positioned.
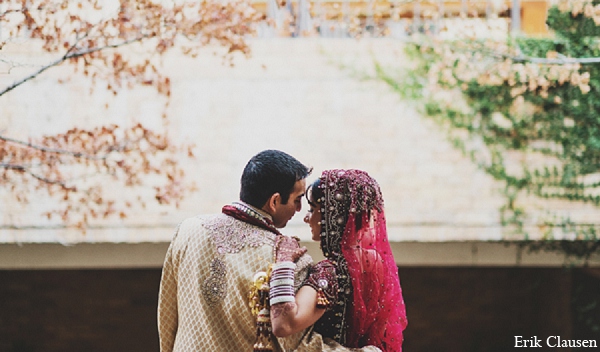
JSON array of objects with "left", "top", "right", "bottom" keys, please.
[{"left": 263, "top": 193, "right": 281, "bottom": 214}]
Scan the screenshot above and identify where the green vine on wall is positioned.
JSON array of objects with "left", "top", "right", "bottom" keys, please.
[{"left": 374, "top": 0, "right": 600, "bottom": 262}]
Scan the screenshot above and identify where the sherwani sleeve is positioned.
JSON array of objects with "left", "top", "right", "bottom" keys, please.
[
  {"left": 157, "top": 225, "right": 182, "bottom": 352},
  {"left": 293, "top": 251, "right": 313, "bottom": 291}
]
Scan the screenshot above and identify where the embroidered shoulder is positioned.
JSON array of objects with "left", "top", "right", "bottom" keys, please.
[
  {"left": 302, "top": 260, "right": 338, "bottom": 310},
  {"left": 202, "top": 214, "right": 277, "bottom": 255}
]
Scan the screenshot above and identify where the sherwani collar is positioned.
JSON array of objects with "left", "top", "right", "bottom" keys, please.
[{"left": 221, "top": 201, "right": 281, "bottom": 236}]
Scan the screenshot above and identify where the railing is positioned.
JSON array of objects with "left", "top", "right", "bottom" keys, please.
[{"left": 252, "top": 0, "right": 551, "bottom": 38}]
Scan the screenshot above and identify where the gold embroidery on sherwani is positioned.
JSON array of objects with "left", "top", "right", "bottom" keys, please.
[
  {"left": 200, "top": 215, "right": 279, "bottom": 308},
  {"left": 203, "top": 214, "right": 277, "bottom": 255},
  {"left": 158, "top": 214, "right": 381, "bottom": 352},
  {"left": 201, "top": 257, "right": 227, "bottom": 306},
  {"left": 158, "top": 214, "right": 313, "bottom": 352}
]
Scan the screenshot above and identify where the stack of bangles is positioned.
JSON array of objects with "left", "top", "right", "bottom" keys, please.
[{"left": 269, "top": 261, "right": 296, "bottom": 306}]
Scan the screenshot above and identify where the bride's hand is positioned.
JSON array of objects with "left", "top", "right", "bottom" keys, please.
[{"left": 275, "top": 235, "right": 307, "bottom": 263}]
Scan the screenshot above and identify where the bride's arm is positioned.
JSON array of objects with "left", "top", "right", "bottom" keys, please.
[
  {"left": 270, "top": 285, "right": 326, "bottom": 337},
  {"left": 269, "top": 260, "right": 338, "bottom": 338}
]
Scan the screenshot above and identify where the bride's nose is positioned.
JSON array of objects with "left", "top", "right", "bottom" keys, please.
[{"left": 303, "top": 213, "right": 309, "bottom": 223}]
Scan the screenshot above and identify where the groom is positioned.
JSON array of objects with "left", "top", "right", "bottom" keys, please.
[{"left": 157, "top": 149, "right": 314, "bottom": 351}]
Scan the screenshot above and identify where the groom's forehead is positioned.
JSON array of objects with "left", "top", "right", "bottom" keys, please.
[{"left": 292, "top": 179, "right": 306, "bottom": 196}]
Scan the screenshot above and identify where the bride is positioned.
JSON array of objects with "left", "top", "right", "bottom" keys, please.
[{"left": 269, "top": 169, "right": 407, "bottom": 351}]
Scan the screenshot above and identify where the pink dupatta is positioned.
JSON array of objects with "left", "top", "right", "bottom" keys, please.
[{"left": 316, "top": 169, "right": 407, "bottom": 351}]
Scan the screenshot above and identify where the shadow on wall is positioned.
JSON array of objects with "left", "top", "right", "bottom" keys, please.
[
  {"left": 0, "top": 267, "right": 598, "bottom": 352},
  {"left": 401, "top": 267, "right": 600, "bottom": 352}
]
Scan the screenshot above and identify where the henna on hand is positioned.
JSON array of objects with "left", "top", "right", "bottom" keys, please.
[
  {"left": 275, "top": 235, "right": 307, "bottom": 263},
  {"left": 271, "top": 301, "right": 296, "bottom": 319}
]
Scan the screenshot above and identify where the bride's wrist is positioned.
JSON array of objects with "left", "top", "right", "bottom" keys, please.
[{"left": 269, "top": 261, "right": 296, "bottom": 306}]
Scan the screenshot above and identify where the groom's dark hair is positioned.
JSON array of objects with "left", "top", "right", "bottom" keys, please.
[{"left": 240, "top": 150, "right": 311, "bottom": 208}]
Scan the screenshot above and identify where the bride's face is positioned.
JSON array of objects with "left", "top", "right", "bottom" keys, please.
[{"left": 303, "top": 202, "right": 322, "bottom": 242}]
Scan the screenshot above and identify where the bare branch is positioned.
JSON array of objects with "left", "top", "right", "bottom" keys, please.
[
  {"left": 0, "top": 0, "right": 255, "bottom": 227},
  {"left": 0, "top": 163, "right": 26, "bottom": 171},
  {"left": 0, "top": 8, "right": 26, "bottom": 20},
  {"left": 27, "top": 170, "right": 73, "bottom": 189},
  {"left": 516, "top": 56, "right": 600, "bottom": 65},
  {"left": 0, "top": 134, "right": 116, "bottom": 160},
  {"left": 448, "top": 42, "right": 600, "bottom": 65},
  {"left": 0, "top": 162, "right": 72, "bottom": 189},
  {"left": 0, "top": 36, "right": 148, "bottom": 96},
  {"left": 0, "top": 56, "right": 36, "bottom": 74},
  {"left": 0, "top": 131, "right": 151, "bottom": 162},
  {"left": 27, "top": 172, "right": 72, "bottom": 189}
]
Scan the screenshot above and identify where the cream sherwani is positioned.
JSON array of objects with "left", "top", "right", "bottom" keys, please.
[
  {"left": 158, "top": 213, "right": 313, "bottom": 352},
  {"left": 158, "top": 213, "right": 381, "bottom": 352}
]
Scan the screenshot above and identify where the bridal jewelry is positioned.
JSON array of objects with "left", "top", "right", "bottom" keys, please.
[{"left": 269, "top": 261, "right": 296, "bottom": 305}]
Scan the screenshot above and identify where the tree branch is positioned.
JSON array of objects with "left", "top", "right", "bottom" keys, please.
[
  {"left": 427, "top": 39, "right": 600, "bottom": 65},
  {"left": 505, "top": 54, "right": 600, "bottom": 65},
  {"left": 0, "top": 8, "right": 27, "bottom": 20},
  {"left": 1, "top": 134, "right": 94, "bottom": 157},
  {"left": 0, "top": 134, "right": 117, "bottom": 160},
  {"left": 28, "top": 171, "right": 72, "bottom": 189},
  {"left": 473, "top": 44, "right": 600, "bottom": 65},
  {"left": 0, "top": 163, "right": 25, "bottom": 171},
  {"left": 0, "top": 36, "right": 149, "bottom": 96},
  {"left": 0, "top": 162, "right": 72, "bottom": 189},
  {"left": 0, "top": 56, "right": 33, "bottom": 74},
  {"left": 0, "top": 1, "right": 55, "bottom": 19}
]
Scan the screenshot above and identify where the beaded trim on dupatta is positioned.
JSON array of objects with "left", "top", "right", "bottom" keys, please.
[{"left": 313, "top": 169, "right": 385, "bottom": 346}]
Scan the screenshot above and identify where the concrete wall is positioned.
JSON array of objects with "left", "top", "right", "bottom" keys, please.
[
  {"left": 1, "top": 26, "right": 599, "bottom": 352},
  {"left": 1, "top": 267, "right": 598, "bottom": 352},
  {"left": 3, "top": 38, "right": 599, "bottom": 246},
  {"left": 2, "top": 241, "right": 599, "bottom": 269}
]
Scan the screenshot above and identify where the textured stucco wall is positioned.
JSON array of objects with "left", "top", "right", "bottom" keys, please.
[{"left": 1, "top": 38, "right": 599, "bottom": 248}]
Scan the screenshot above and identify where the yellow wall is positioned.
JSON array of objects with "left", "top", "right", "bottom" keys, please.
[{"left": 522, "top": 1, "right": 549, "bottom": 35}]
